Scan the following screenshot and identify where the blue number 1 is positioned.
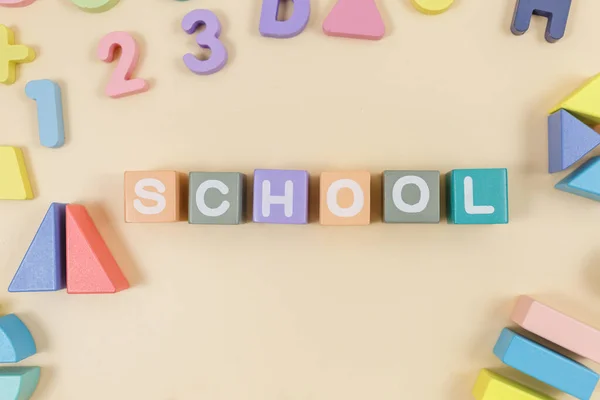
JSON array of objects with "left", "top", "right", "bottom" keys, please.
[{"left": 25, "top": 79, "right": 65, "bottom": 148}]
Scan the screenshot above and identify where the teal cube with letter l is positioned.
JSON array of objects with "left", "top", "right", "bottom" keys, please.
[{"left": 446, "top": 168, "right": 508, "bottom": 224}]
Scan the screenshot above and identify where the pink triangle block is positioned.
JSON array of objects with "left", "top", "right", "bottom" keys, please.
[{"left": 323, "top": 0, "right": 385, "bottom": 40}]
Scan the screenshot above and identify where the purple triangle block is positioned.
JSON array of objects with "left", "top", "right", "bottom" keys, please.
[
  {"left": 9, "top": 203, "right": 66, "bottom": 292},
  {"left": 548, "top": 109, "right": 600, "bottom": 173}
]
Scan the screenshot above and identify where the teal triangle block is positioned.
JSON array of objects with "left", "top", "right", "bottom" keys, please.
[
  {"left": 9, "top": 203, "right": 66, "bottom": 292},
  {"left": 548, "top": 109, "right": 600, "bottom": 173},
  {"left": 0, "top": 367, "right": 40, "bottom": 400},
  {"left": 555, "top": 156, "right": 600, "bottom": 201}
]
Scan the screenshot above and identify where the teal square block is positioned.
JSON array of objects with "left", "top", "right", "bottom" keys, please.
[
  {"left": 188, "top": 172, "right": 245, "bottom": 225},
  {"left": 446, "top": 168, "right": 508, "bottom": 225}
]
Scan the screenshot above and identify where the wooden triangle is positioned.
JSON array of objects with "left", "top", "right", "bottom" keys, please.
[
  {"left": 323, "top": 0, "right": 385, "bottom": 40},
  {"left": 66, "top": 204, "right": 129, "bottom": 294}
]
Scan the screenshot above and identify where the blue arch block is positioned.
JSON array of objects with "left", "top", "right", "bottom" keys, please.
[
  {"left": 0, "top": 315, "right": 36, "bottom": 363},
  {"left": 511, "top": 0, "right": 572, "bottom": 43},
  {"left": 9, "top": 203, "right": 66, "bottom": 292},
  {"left": 0, "top": 367, "right": 40, "bottom": 400}
]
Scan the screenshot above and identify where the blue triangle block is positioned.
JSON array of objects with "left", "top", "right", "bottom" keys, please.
[
  {"left": 548, "top": 109, "right": 600, "bottom": 173},
  {"left": 9, "top": 203, "right": 66, "bottom": 292},
  {"left": 0, "top": 367, "right": 40, "bottom": 400},
  {"left": 555, "top": 156, "right": 600, "bottom": 201}
]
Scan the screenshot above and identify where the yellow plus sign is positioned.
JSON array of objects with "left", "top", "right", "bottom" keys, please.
[{"left": 0, "top": 25, "right": 35, "bottom": 85}]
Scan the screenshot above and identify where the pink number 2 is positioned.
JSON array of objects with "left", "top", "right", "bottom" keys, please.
[{"left": 97, "top": 32, "right": 149, "bottom": 99}]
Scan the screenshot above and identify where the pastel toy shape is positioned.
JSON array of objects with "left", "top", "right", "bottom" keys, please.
[
  {"left": 189, "top": 172, "right": 245, "bottom": 225},
  {"left": 69, "top": 0, "right": 118, "bottom": 12},
  {"left": 320, "top": 171, "right": 370, "bottom": 226},
  {"left": 9, "top": 203, "right": 66, "bottom": 292},
  {"left": 446, "top": 168, "right": 508, "bottom": 224},
  {"left": 0, "top": 367, "right": 40, "bottom": 400},
  {"left": 253, "top": 169, "right": 309, "bottom": 224},
  {"left": 182, "top": 10, "right": 228, "bottom": 75},
  {"left": 548, "top": 109, "right": 600, "bottom": 173},
  {"left": 512, "top": 296, "right": 600, "bottom": 364},
  {"left": 0, "top": 147, "right": 33, "bottom": 200},
  {"left": 66, "top": 204, "right": 129, "bottom": 294},
  {"left": 473, "top": 369, "right": 552, "bottom": 400},
  {"left": 0, "top": 315, "right": 36, "bottom": 363},
  {"left": 97, "top": 32, "right": 149, "bottom": 98},
  {"left": 511, "top": 0, "right": 571, "bottom": 43},
  {"left": 383, "top": 170, "right": 440, "bottom": 223},
  {"left": 494, "top": 328, "right": 599, "bottom": 400},
  {"left": 0, "top": 0, "right": 36, "bottom": 7},
  {"left": 550, "top": 73, "right": 600, "bottom": 125},
  {"left": 25, "top": 80, "right": 65, "bottom": 148},
  {"left": 124, "top": 171, "right": 180, "bottom": 223},
  {"left": 0, "top": 25, "right": 35, "bottom": 85},
  {"left": 259, "top": 0, "right": 310, "bottom": 38},
  {"left": 411, "top": 0, "right": 453, "bottom": 15},
  {"left": 323, "top": 0, "right": 385, "bottom": 40},
  {"left": 555, "top": 156, "right": 600, "bottom": 201}
]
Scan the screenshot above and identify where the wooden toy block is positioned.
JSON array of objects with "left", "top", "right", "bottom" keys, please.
[
  {"left": 494, "top": 328, "right": 598, "bottom": 400},
  {"left": 0, "top": 367, "right": 40, "bottom": 400},
  {"left": 512, "top": 296, "right": 600, "bottom": 364},
  {"left": 323, "top": 0, "right": 385, "bottom": 40},
  {"left": 0, "top": 25, "right": 35, "bottom": 85},
  {"left": 511, "top": 0, "right": 571, "bottom": 43},
  {"left": 253, "top": 169, "right": 309, "bottom": 224},
  {"left": 555, "top": 156, "right": 600, "bottom": 201},
  {"left": 124, "top": 171, "right": 180, "bottom": 223},
  {"left": 9, "top": 203, "right": 66, "bottom": 292},
  {"left": 0, "top": 0, "right": 36, "bottom": 7},
  {"left": 473, "top": 369, "right": 552, "bottom": 400},
  {"left": 548, "top": 109, "right": 600, "bottom": 173},
  {"left": 0, "top": 147, "right": 33, "bottom": 200},
  {"left": 182, "top": 10, "right": 228, "bottom": 75},
  {"left": 259, "top": 0, "right": 310, "bottom": 38},
  {"left": 69, "top": 0, "right": 119, "bottom": 13},
  {"left": 320, "top": 171, "right": 370, "bottom": 226},
  {"left": 97, "top": 32, "right": 149, "bottom": 99},
  {"left": 66, "top": 204, "right": 129, "bottom": 294},
  {"left": 446, "top": 168, "right": 508, "bottom": 224},
  {"left": 0, "top": 315, "right": 36, "bottom": 363},
  {"left": 411, "top": 0, "right": 453, "bottom": 15},
  {"left": 189, "top": 172, "right": 245, "bottom": 225},
  {"left": 550, "top": 74, "right": 600, "bottom": 125},
  {"left": 383, "top": 170, "right": 440, "bottom": 223},
  {"left": 25, "top": 80, "right": 65, "bottom": 148}
]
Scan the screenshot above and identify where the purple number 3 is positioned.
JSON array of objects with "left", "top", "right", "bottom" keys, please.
[{"left": 182, "top": 9, "right": 228, "bottom": 75}]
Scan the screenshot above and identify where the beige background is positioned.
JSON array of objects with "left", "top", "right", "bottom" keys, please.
[{"left": 2, "top": 0, "right": 600, "bottom": 399}]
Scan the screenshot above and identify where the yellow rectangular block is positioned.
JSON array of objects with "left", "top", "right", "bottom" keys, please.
[
  {"left": 472, "top": 370, "right": 553, "bottom": 400},
  {"left": 0, "top": 146, "right": 33, "bottom": 200}
]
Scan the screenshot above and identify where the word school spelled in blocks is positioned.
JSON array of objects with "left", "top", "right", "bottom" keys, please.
[
  {"left": 512, "top": 296, "right": 600, "bottom": 364},
  {"left": 494, "top": 328, "right": 599, "bottom": 400},
  {"left": 124, "top": 168, "right": 509, "bottom": 225}
]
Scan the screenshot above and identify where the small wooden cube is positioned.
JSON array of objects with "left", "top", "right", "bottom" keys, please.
[
  {"left": 189, "top": 172, "right": 244, "bottom": 225},
  {"left": 124, "top": 171, "right": 180, "bottom": 223},
  {"left": 320, "top": 171, "right": 370, "bottom": 225},
  {"left": 383, "top": 170, "right": 440, "bottom": 223}
]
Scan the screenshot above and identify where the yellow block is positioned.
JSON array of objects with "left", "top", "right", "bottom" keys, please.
[
  {"left": 473, "top": 370, "right": 554, "bottom": 400},
  {"left": 411, "top": 0, "right": 453, "bottom": 14},
  {"left": 550, "top": 73, "right": 600, "bottom": 125},
  {"left": 0, "top": 147, "right": 33, "bottom": 200},
  {"left": 0, "top": 25, "right": 36, "bottom": 85}
]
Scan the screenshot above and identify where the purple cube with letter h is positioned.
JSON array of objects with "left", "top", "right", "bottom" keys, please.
[{"left": 253, "top": 169, "right": 309, "bottom": 224}]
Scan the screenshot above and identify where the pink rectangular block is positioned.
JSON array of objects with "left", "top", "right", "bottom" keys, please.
[{"left": 512, "top": 296, "right": 600, "bottom": 363}]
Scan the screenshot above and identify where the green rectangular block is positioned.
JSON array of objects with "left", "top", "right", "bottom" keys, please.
[
  {"left": 446, "top": 168, "right": 509, "bottom": 224},
  {"left": 188, "top": 172, "right": 245, "bottom": 225},
  {"left": 383, "top": 170, "right": 440, "bottom": 223}
]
